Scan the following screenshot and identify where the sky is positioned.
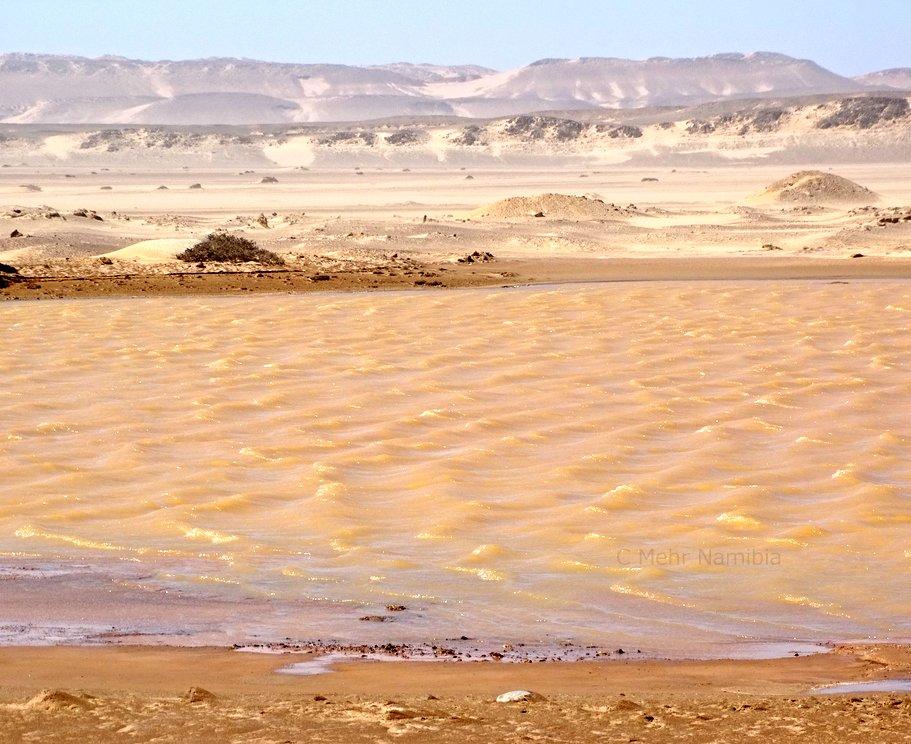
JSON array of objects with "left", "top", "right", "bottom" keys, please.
[{"left": 0, "top": 0, "right": 907, "bottom": 76}]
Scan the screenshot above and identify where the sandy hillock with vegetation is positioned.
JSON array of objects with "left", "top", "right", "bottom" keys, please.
[
  {"left": 177, "top": 233, "right": 284, "bottom": 265},
  {"left": 749, "top": 171, "right": 879, "bottom": 205}
]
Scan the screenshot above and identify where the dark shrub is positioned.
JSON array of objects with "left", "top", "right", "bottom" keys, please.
[
  {"left": 686, "top": 120, "right": 715, "bottom": 134},
  {"left": 453, "top": 125, "right": 483, "bottom": 145},
  {"left": 176, "top": 233, "right": 284, "bottom": 265},
  {"left": 504, "top": 116, "right": 584, "bottom": 141},
  {"left": 387, "top": 129, "right": 421, "bottom": 145},
  {"left": 606, "top": 124, "right": 643, "bottom": 139},
  {"left": 818, "top": 97, "right": 909, "bottom": 129}
]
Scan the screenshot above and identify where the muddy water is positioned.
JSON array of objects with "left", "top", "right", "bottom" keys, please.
[{"left": 2, "top": 282, "right": 909, "bottom": 653}]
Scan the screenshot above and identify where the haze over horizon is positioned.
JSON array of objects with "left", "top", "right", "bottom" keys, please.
[{"left": 1, "top": 0, "right": 908, "bottom": 76}]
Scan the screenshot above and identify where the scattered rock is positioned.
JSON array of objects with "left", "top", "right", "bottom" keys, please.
[
  {"left": 98, "top": 256, "right": 114, "bottom": 265},
  {"left": 458, "top": 251, "right": 495, "bottom": 264},
  {"left": 9, "top": 229, "right": 23, "bottom": 238},
  {"left": 763, "top": 243, "right": 782, "bottom": 250},
  {"left": 20, "top": 184, "right": 42, "bottom": 192},
  {"left": 156, "top": 185, "right": 169, "bottom": 190},
  {"left": 385, "top": 605, "right": 407, "bottom": 612},
  {"left": 260, "top": 176, "right": 279, "bottom": 184},
  {"left": 256, "top": 213, "right": 270, "bottom": 228},
  {"left": 852, "top": 253, "right": 865, "bottom": 258},
  {"left": 360, "top": 615, "right": 388, "bottom": 622},
  {"left": 641, "top": 177, "right": 659, "bottom": 182},
  {"left": 189, "top": 183, "right": 203, "bottom": 189}
]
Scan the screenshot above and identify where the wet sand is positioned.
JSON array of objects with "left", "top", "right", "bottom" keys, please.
[
  {"left": 1, "top": 645, "right": 910, "bottom": 742},
  {"left": 4, "top": 255, "right": 911, "bottom": 300}
]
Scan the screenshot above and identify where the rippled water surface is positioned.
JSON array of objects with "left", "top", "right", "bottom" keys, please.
[{"left": 2, "top": 282, "right": 910, "bottom": 652}]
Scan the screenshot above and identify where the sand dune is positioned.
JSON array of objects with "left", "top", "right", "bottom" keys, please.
[
  {"left": 471, "top": 193, "right": 637, "bottom": 220},
  {"left": 98, "top": 238, "right": 196, "bottom": 263}
]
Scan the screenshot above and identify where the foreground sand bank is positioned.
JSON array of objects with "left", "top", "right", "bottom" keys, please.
[
  {"left": 1, "top": 645, "right": 910, "bottom": 742},
  {"left": 4, "top": 255, "right": 911, "bottom": 300}
]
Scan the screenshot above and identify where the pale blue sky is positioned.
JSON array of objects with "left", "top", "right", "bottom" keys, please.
[{"left": 1, "top": 0, "right": 906, "bottom": 75}]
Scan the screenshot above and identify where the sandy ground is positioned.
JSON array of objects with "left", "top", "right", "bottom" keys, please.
[
  {"left": 0, "top": 645, "right": 910, "bottom": 742},
  {"left": 2, "top": 163, "right": 911, "bottom": 300}
]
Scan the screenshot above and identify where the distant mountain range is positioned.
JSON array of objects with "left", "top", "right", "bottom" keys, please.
[{"left": 0, "top": 52, "right": 906, "bottom": 124}]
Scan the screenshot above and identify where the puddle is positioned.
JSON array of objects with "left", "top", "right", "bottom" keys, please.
[
  {"left": 701, "top": 641, "right": 830, "bottom": 660},
  {"left": 276, "top": 654, "right": 351, "bottom": 676},
  {"left": 812, "top": 680, "right": 911, "bottom": 695}
]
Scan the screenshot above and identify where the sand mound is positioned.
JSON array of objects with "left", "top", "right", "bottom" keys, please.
[
  {"left": 472, "top": 193, "right": 630, "bottom": 221},
  {"left": 23, "top": 689, "right": 93, "bottom": 711},
  {"left": 750, "top": 171, "right": 878, "bottom": 206},
  {"left": 184, "top": 687, "right": 218, "bottom": 704},
  {"left": 98, "top": 238, "right": 197, "bottom": 264}
]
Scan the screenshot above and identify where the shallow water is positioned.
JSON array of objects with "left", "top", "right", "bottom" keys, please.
[
  {"left": 1, "top": 281, "right": 910, "bottom": 654},
  {"left": 812, "top": 680, "right": 911, "bottom": 695}
]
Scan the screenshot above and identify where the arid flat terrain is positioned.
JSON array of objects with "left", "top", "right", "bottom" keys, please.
[{"left": 2, "top": 162, "right": 911, "bottom": 300}]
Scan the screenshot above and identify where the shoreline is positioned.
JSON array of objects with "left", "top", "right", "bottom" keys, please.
[
  {"left": 2, "top": 644, "right": 909, "bottom": 742},
  {"left": 4, "top": 255, "right": 911, "bottom": 300},
  {"left": 1, "top": 642, "right": 900, "bottom": 696}
]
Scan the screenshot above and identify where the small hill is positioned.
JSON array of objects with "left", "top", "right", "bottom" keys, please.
[
  {"left": 854, "top": 68, "right": 911, "bottom": 90},
  {"left": 472, "top": 193, "right": 633, "bottom": 220},
  {"left": 749, "top": 171, "right": 879, "bottom": 206}
]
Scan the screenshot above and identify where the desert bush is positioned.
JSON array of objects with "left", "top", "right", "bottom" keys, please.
[{"left": 176, "top": 233, "right": 284, "bottom": 265}]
